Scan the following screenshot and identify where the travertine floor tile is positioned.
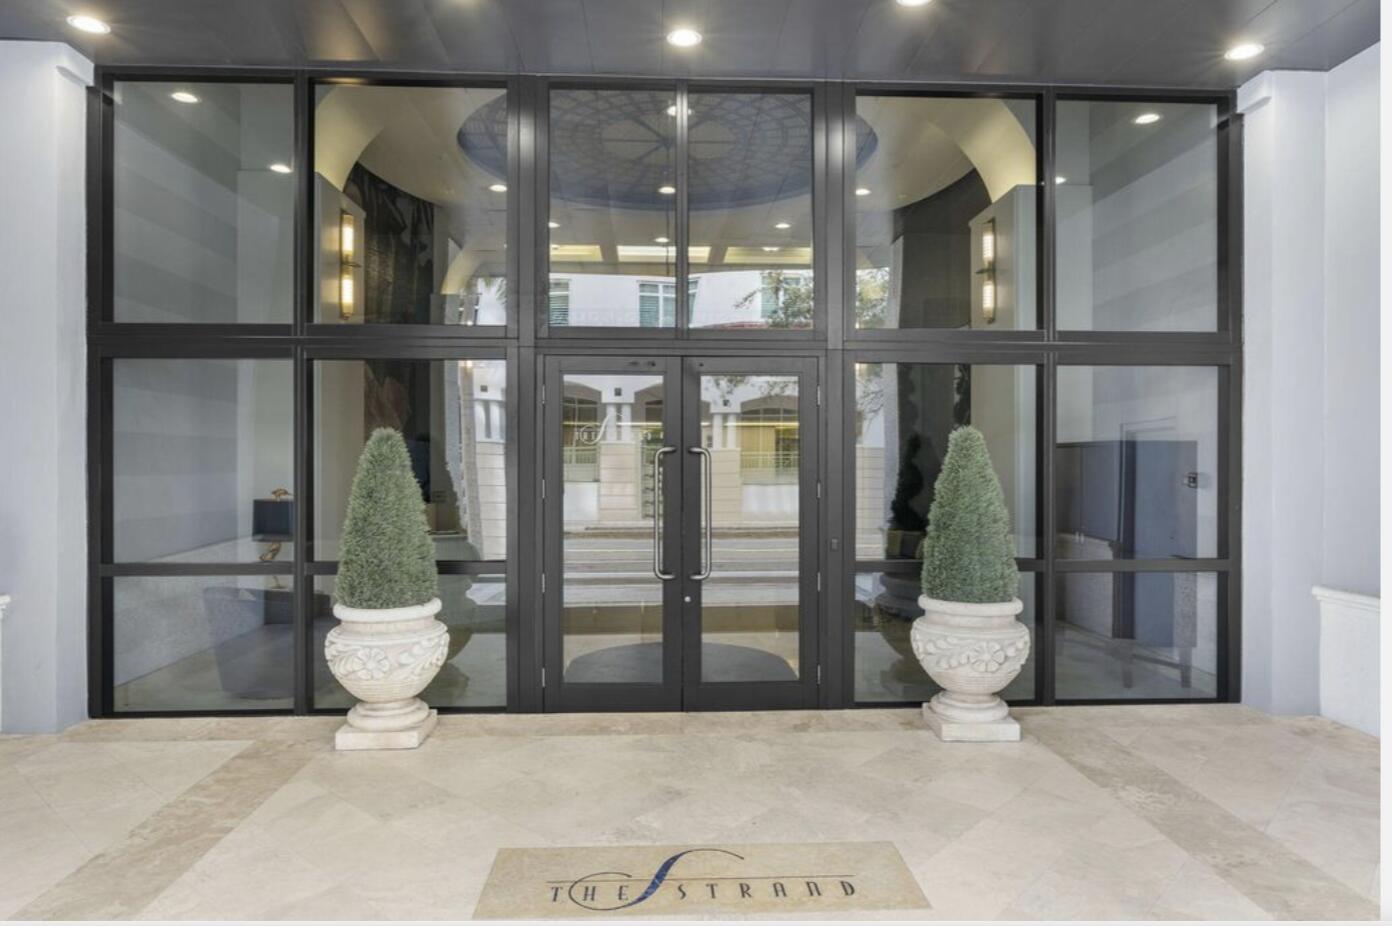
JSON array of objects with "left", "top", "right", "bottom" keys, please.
[{"left": 1, "top": 706, "right": 1378, "bottom": 921}]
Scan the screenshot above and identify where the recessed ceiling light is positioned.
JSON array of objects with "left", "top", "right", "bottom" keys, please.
[
  {"left": 762, "top": 246, "right": 780, "bottom": 252},
  {"left": 774, "top": 221, "right": 791, "bottom": 230},
  {"left": 1224, "top": 42, "right": 1265, "bottom": 61},
  {"left": 666, "top": 27, "right": 702, "bottom": 47},
  {"left": 1055, "top": 175, "right": 1067, "bottom": 184},
  {"left": 66, "top": 14, "right": 110, "bottom": 34},
  {"left": 268, "top": 162, "right": 292, "bottom": 174},
  {"left": 1133, "top": 112, "right": 1162, "bottom": 125},
  {"left": 170, "top": 90, "right": 199, "bottom": 104},
  {"left": 658, "top": 184, "right": 676, "bottom": 195},
  {"left": 547, "top": 221, "right": 560, "bottom": 229},
  {"left": 896, "top": 0, "right": 933, "bottom": 6},
  {"left": 489, "top": 183, "right": 508, "bottom": 193},
  {"left": 855, "top": 187, "right": 871, "bottom": 197},
  {"left": 654, "top": 236, "right": 670, "bottom": 244}
]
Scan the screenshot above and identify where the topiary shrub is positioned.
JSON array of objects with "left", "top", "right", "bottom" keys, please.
[
  {"left": 920, "top": 426, "right": 1018, "bottom": 604},
  {"left": 336, "top": 428, "right": 439, "bottom": 609}
]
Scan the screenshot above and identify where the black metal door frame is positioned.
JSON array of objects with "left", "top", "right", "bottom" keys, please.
[
  {"left": 541, "top": 353, "right": 821, "bottom": 711},
  {"left": 679, "top": 356, "right": 820, "bottom": 711}
]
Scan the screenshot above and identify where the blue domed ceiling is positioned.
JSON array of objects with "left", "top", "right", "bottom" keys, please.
[{"left": 459, "top": 89, "right": 877, "bottom": 211}]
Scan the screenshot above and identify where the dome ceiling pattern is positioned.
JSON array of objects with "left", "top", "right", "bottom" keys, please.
[{"left": 459, "top": 89, "right": 878, "bottom": 211}]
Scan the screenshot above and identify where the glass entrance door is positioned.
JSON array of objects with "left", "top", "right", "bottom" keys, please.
[{"left": 541, "top": 356, "right": 819, "bottom": 711}]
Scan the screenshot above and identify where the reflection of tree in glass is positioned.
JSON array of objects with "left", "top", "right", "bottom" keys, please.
[
  {"left": 734, "top": 270, "right": 813, "bottom": 329},
  {"left": 705, "top": 372, "right": 796, "bottom": 406},
  {"left": 855, "top": 266, "right": 890, "bottom": 329}
]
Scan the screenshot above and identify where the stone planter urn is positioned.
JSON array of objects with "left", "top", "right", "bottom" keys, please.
[
  {"left": 326, "top": 597, "right": 448, "bottom": 750},
  {"left": 912, "top": 595, "right": 1030, "bottom": 741}
]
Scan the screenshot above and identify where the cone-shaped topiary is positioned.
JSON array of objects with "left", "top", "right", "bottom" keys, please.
[
  {"left": 335, "top": 428, "right": 439, "bottom": 610},
  {"left": 920, "top": 426, "right": 1018, "bottom": 604}
]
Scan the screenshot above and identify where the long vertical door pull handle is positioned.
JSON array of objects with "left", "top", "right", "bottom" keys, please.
[
  {"left": 689, "top": 446, "right": 713, "bottom": 580},
  {"left": 652, "top": 446, "right": 676, "bottom": 580}
]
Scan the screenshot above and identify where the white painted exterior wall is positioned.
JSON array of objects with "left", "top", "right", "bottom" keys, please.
[
  {"left": 1239, "top": 44, "right": 1381, "bottom": 721},
  {"left": 0, "top": 42, "right": 92, "bottom": 733}
]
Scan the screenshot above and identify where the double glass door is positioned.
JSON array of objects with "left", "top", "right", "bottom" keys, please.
[{"left": 542, "top": 356, "right": 819, "bottom": 710}]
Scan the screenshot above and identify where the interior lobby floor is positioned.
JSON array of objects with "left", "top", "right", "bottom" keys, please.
[{"left": 0, "top": 705, "right": 1378, "bottom": 921}]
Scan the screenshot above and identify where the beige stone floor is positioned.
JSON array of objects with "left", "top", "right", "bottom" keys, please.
[{"left": 0, "top": 706, "right": 1379, "bottom": 921}]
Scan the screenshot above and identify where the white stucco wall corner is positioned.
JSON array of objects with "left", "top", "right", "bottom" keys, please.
[{"left": 0, "top": 39, "right": 93, "bottom": 733}]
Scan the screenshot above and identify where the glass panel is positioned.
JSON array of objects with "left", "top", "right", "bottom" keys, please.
[
  {"left": 548, "top": 89, "right": 676, "bottom": 328},
  {"left": 1055, "top": 572, "right": 1219, "bottom": 699},
  {"left": 113, "top": 575, "right": 293, "bottom": 710},
  {"left": 688, "top": 92, "right": 814, "bottom": 331},
  {"left": 854, "top": 96, "right": 1037, "bottom": 329},
  {"left": 855, "top": 362, "right": 1037, "bottom": 562},
  {"left": 1056, "top": 366, "right": 1218, "bottom": 559},
  {"left": 313, "top": 359, "right": 507, "bottom": 561},
  {"left": 312, "top": 85, "right": 508, "bottom": 325},
  {"left": 1056, "top": 100, "right": 1218, "bottom": 331},
  {"left": 854, "top": 572, "right": 1037, "bottom": 703},
  {"left": 113, "top": 359, "right": 293, "bottom": 564},
  {"left": 113, "top": 82, "right": 294, "bottom": 324},
  {"left": 313, "top": 574, "right": 506, "bottom": 708},
  {"left": 698, "top": 374, "right": 801, "bottom": 681},
  {"left": 561, "top": 373, "right": 667, "bottom": 683}
]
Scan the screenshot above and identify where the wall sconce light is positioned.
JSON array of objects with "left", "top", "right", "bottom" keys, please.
[
  {"left": 339, "top": 211, "right": 360, "bottom": 321},
  {"left": 977, "top": 218, "right": 997, "bottom": 325}
]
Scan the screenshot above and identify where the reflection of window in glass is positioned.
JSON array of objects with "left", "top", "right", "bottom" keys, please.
[
  {"left": 637, "top": 281, "right": 676, "bottom": 328},
  {"left": 1055, "top": 366, "right": 1218, "bottom": 560},
  {"left": 853, "top": 96, "right": 1037, "bottom": 330},
  {"left": 548, "top": 89, "right": 675, "bottom": 329},
  {"left": 688, "top": 92, "right": 814, "bottom": 331},
  {"left": 549, "top": 278, "right": 571, "bottom": 327},
  {"left": 314, "top": 359, "right": 508, "bottom": 561},
  {"left": 113, "top": 358, "right": 294, "bottom": 564},
  {"left": 739, "top": 404, "right": 800, "bottom": 484},
  {"left": 855, "top": 362, "right": 1037, "bottom": 561},
  {"left": 313, "top": 84, "right": 509, "bottom": 325},
  {"left": 1055, "top": 101, "right": 1218, "bottom": 331},
  {"left": 113, "top": 82, "right": 295, "bottom": 324},
  {"left": 561, "top": 389, "right": 601, "bottom": 482}
]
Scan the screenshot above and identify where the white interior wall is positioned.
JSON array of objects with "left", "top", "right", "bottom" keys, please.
[
  {"left": 0, "top": 42, "right": 92, "bottom": 733},
  {"left": 1239, "top": 43, "right": 1381, "bottom": 718}
]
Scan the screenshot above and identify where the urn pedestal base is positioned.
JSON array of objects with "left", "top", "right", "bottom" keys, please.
[
  {"left": 922, "top": 694, "right": 1021, "bottom": 742},
  {"left": 335, "top": 708, "right": 438, "bottom": 751}
]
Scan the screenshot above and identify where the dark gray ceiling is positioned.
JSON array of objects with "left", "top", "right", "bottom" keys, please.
[{"left": 1, "top": 0, "right": 1378, "bottom": 87}]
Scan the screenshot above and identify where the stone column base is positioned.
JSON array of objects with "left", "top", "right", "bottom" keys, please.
[
  {"left": 922, "top": 701, "right": 1021, "bottom": 743},
  {"left": 335, "top": 709, "right": 438, "bottom": 751}
]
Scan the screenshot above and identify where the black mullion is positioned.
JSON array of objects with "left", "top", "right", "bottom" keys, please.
[
  {"left": 840, "top": 84, "right": 858, "bottom": 339},
  {"left": 838, "top": 351, "right": 858, "bottom": 706},
  {"left": 821, "top": 351, "right": 843, "bottom": 707},
  {"left": 675, "top": 83, "right": 690, "bottom": 335},
  {"left": 1041, "top": 353, "right": 1058, "bottom": 704},
  {"left": 1041, "top": 88, "right": 1057, "bottom": 339},
  {"left": 813, "top": 83, "right": 833, "bottom": 341},
  {"left": 1053, "top": 559, "right": 1232, "bottom": 573},
  {"left": 101, "top": 563, "right": 295, "bottom": 577},
  {"left": 516, "top": 346, "right": 541, "bottom": 711},
  {"left": 516, "top": 77, "right": 537, "bottom": 347},
  {"left": 291, "top": 71, "right": 311, "bottom": 714},
  {"left": 503, "top": 346, "right": 522, "bottom": 710},
  {"left": 535, "top": 81, "right": 552, "bottom": 339}
]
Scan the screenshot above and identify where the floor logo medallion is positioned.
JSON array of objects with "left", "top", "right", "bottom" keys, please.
[{"left": 473, "top": 841, "right": 929, "bottom": 918}]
